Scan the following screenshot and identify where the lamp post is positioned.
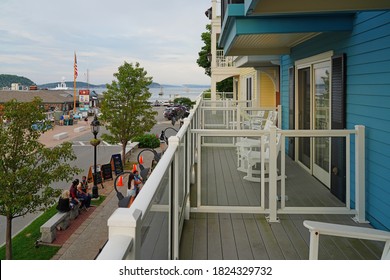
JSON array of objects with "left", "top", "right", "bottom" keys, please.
[
  {"left": 90, "top": 115, "right": 100, "bottom": 198},
  {"left": 159, "top": 127, "right": 178, "bottom": 146}
]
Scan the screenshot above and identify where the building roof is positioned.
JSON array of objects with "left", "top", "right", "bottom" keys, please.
[{"left": 0, "top": 90, "right": 75, "bottom": 104}]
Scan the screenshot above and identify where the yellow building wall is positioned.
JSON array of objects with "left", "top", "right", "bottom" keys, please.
[
  {"left": 259, "top": 72, "right": 276, "bottom": 107},
  {"left": 239, "top": 68, "right": 258, "bottom": 103},
  {"left": 238, "top": 69, "right": 276, "bottom": 107}
]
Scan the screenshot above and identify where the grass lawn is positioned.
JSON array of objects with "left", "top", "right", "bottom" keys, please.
[
  {"left": 0, "top": 195, "right": 106, "bottom": 260},
  {"left": 0, "top": 206, "right": 60, "bottom": 260}
]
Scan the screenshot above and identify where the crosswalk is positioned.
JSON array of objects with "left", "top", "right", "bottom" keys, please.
[
  {"left": 72, "top": 141, "right": 120, "bottom": 147},
  {"left": 71, "top": 141, "right": 139, "bottom": 150}
]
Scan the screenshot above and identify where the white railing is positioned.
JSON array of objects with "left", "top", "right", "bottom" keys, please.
[
  {"left": 97, "top": 98, "right": 202, "bottom": 260},
  {"left": 216, "top": 50, "right": 235, "bottom": 68},
  {"left": 189, "top": 125, "right": 365, "bottom": 223},
  {"left": 97, "top": 97, "right": 366, "bottom": 259},
  {"left": 199, "top": 102, "right": 281, "bottom": 130},
  {"left": 202, "top": 92, "right": 235, "bottom": 100}
]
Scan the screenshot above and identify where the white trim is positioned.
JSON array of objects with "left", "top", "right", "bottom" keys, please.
[{"left": 295, "top": 51, "right": 334, "bottom": 68}]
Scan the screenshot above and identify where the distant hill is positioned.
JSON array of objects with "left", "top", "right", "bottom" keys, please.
[
  {"left": 0, "top": 74, "right": 35, "bottom": 88},
  {"left": 183, "top": 84, "right": 210, "bottom": 88},
  {"left": 0, "top": 75, "right": 206, "bottom": 90},
  {"left": 38, "top": 81, "right": 107, "bottom": 89}
]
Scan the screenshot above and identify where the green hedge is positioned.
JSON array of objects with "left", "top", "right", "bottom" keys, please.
[{"left": 132, "top": 134, "right": 160, "bottom": 148}]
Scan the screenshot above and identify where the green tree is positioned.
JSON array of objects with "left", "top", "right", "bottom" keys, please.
[
  {"left": 173, "top": 97, "right": 195, "bottom": 109},
  {"left": 197, "top": 24, "right": 211, "bottom": 76},
  {"left": 100, "top": 61, "right": 157, "bottom": 162},
  {"left": 217, "top": 78, "right": 233, "bottom": 93},
  {"left": 197, "top": 24, "right": 233, "bottom": 92},
  {"left": 0, "top": 98, "right": 80, "bottom": 259}
]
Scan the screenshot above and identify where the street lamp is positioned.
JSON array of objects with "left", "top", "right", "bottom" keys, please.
[
  {"left": 159, "top": 127, "right": 178, "bottom": 145},
  {"left": 90, "top": 115, "right": 100, "bottom": 198}
]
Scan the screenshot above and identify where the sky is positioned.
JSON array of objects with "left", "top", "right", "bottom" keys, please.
[{"left": 0, "top": 0, "right": 211, "bottom": 86}]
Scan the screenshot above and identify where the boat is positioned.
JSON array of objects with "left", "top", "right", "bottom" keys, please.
[
  {"left": 52, "top": 77, "right": 69, "bottom": 90},
  {"left": 158, "top": 86, "right": 163, "bottom": 96}
]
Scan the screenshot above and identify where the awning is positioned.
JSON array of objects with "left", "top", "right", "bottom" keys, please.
[{"left": 219, "top": 4, "right": 355, "bottom": 56}]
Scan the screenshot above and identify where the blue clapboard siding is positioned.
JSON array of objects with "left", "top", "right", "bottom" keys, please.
[{"left": 280, "top": 11, "right": 390, "bottom": 230}]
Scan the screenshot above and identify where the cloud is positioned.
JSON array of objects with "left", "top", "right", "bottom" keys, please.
[{"left": 0, "top": 0, "right": 211, "bottom": 85}]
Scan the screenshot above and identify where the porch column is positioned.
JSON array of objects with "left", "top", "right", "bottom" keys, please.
[
  {"left": 268, "top": 126, "right": 279, "bottom": 222},
  {"left": 354, "top": 125, "right": 366, "bottom": 223}
]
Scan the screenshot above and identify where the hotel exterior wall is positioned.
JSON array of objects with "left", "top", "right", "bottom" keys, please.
[{"left": 279, "top": 11, "right": 390, "bottom": 231}]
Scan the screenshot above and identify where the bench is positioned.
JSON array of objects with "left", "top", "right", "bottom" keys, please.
[
  {"left": 74, "top": 126, "right": 86, "bottom": 133},
  {"left": 53, "top": 132, "right": 68, "bottom": 140},
  {"left": 40, "top": 205, "right": 79, "bottom": 243},
  {"left": 125, "top": 142, "right": 139, "bottom": 157}
]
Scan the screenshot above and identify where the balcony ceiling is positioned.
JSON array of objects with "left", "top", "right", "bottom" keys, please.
[
  {"left": 220, "top": 1, "right": 389, "bottom": 56},
  {"left": 234, "top": 55, "right": 280, "bottom": 68},
  {"left": 227, "top": 32, "right": 319, "bottom": 56}
]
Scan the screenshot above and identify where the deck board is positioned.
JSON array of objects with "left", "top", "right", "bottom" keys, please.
[
  {"left": 192, "top": 216, "right": 207, "bottom": 260},
  {"left": 243, "top": 215, "right": 269, "bottom": 259},
  {"left": 219, "top": 215, "right": 238, "bottom": 259},
  {"left": 180, "top": 145, "right": 384, "bottom": 260},
  {"left": 279, "top": 216, "right": 308, "bottom": 259},
  {"left": 232, "top": 217, "right": 254, "bottom": 259},
  {"left": 207, "top": 214, "right": 223, "bottom": 259}
]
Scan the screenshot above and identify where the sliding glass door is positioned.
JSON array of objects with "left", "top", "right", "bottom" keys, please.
[
  {"left": 296, "top": 61, "right": 331, "bottom": 188},
  {"left": 313, "top": 61, "right": 331, "bottom": 187}
]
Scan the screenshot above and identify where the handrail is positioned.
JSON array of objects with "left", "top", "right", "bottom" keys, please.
[
  {"left": 130, "top": 137, "right": 179, "bottom": 217},
  {"left": 96, "top": 235, "right": 133, "bottom": 260}
]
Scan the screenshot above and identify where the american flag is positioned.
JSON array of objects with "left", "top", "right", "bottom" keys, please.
[{"left": 74, "top": 52, "right": 78, "bottom": 79}]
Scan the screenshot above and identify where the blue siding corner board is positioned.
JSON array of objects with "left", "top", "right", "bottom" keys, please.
[{"left": 280, "top": 11, "right": 390, "bottom": 231}]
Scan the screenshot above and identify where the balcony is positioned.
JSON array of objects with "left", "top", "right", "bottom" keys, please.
[
  {"left": 221, "top": 0, "right": 244, "bottom": 24},
  {"left": 215, "top": 50, "right": 235, "bottom": 68},
  {"left": 96, "top": 96, "right": 388, "bottom": 260}
]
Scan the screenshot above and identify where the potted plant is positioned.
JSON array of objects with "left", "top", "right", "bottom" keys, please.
[{"left": 90, "top": 138, "right": 101, "bottom": 146}]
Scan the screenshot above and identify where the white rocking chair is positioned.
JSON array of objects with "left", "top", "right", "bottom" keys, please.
[
  {"left": 235, "top": 119, "right": 275, "bottom": 173},
  {"left": 304, "top": 220, "right": 390, "bottom": 260},
  {"left": 243, "top": 131, "right": 283, "bottom": 183}
]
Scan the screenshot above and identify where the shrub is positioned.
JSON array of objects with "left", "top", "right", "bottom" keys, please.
[{"left": 132, "top": 134, "right": 160, "bottom": 148}]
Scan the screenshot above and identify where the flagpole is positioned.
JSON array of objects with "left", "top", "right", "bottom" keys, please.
[{"left": 73, "top": 52, "right": 77, "bottom": 114}]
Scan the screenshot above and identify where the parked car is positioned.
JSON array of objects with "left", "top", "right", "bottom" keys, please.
[
  {"left": 31, "top": 121, "right": 52, "bottom": 131},
  {"left": 163, "top": 105, "right": 189, "bottom": 120}
]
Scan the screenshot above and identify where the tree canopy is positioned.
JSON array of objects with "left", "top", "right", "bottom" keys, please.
[
  {"left": 196, "top": 24, "right": 233, "bottom": 92},
  {"left": 0, "top": 97, "right": 80, "bottom": 259},
  {"left": 196, "top": 24, "right": 211, "bottom": 77},
  {"left": 0, "top": 74, "right": 35, "bottom": 88},
  {"left": 100, "top": 61, "right": 157, "bottom": 162}
]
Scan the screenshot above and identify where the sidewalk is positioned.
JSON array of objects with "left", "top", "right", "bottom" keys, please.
[
  {"left": 40, "top": 110, "right": 167, "bottom": 259},
  {"left": 52, "top": 180, "right": 118, "bottom": 260},
  {"left": 41, "top": 123, "right": 161, "bottom": 259},
  {"left": 52, "top": 146, "right": 157, "bottom": 260}
]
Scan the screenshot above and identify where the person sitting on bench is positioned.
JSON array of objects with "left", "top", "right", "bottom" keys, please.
[{"left": 56, "top": 190, "right": 71, "bottom": 212}]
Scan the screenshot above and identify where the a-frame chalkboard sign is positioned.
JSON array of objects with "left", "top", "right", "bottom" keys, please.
[
  {"left": 110, "top": 154, "right": 123, "bottom": 175},
  {"left": 88, "top": 164, "right": 103, "bottom": 184}
]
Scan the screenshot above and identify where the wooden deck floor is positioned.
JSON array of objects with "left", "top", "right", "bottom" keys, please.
[{"left": 179, "top": 146, "right": 384, "bottom": 260}]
